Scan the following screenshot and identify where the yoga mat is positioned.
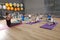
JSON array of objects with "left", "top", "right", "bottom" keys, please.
[
  {"left": 40, "top": 23, "right": 57, "bottom": 30},
  {"left": 26, "top": 20, "right": 41, "bottom": 25},
  {"left": 0, "top": 24, "right": 9, "bottom": 30}
]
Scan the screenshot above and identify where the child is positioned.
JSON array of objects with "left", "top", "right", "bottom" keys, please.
[
  {"left": 47, "top": 14, "right": 51, "bottom": 20},
  {"left": 48, "top": 17, "right": 55, "bottom": 25},
  {"left": 6, "top": 12, "right": 12, "bottom": 27},
  {"left": 35, "top": 16, "right": 40, "bottom": 22},
  {"left": 24, "top": 16, "right": 29, "bottom": 21},
  {"left": 30, "top": 16, "right": 39, "bottom": 23},
  {"left": 39, "top": 15, "right": 43, "bottom": 19},
  {"left": 35, "top": 14, "right": 40, "bottom": 22},
  {"left": 21, "top": 14, "right": 25, "bottom": 21},
  {"left": 19, "top": 14, "right": 22, "bottom": 20}
]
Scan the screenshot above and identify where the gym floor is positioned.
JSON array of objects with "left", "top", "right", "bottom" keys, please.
[{"left": 0, "top": 18, "right": 60, "bottom": 40}]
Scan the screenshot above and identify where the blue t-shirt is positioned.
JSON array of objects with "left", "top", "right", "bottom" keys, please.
[
  {"left": 21, "top": 15, "right": 25, "bottom": 21},
  {"left": 47, "top": 15, "right": 51, "bottom": 19}
]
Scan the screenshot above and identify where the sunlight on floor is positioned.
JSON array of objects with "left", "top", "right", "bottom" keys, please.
[
  {"left": 0, "top": 30, "right": 8, "bottom": 40},
  {"left": 0, "top": 24, "right": 6, "bottom": 28}
]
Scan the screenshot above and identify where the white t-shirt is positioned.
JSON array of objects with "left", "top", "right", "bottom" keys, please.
[
  {"left": 29, "top": 15, "right": 31, "bottom": 17},
  {"left": 36, "top": 17, "right": 39, "bottom": 21},
  {"left": 39, "top": 15, "right": 43, "bottom": 18},
  {"left": 50, "top": 18, "right": 55, "bottom": 22}
]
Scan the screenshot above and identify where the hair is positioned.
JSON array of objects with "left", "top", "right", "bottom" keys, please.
[{"left": 6, "top": 12, "right": 9, "bottom": 16}]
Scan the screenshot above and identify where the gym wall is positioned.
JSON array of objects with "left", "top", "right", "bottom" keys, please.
[
  {"left": 24, "top": 0, "right": 60, "bottom": 17},
  {"left": 24, "top": 0, "right": 46, "bottom": 15},
  {"left": 44, "top": 0, "right": 60, "bottom": 17}
]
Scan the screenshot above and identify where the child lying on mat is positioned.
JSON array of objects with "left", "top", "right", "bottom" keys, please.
[
  {"left": 48, "top": 17, "right": 55, "bottom": 25},
  {"left": 27, "top": 16, "right": 40, "bottom": 23}
]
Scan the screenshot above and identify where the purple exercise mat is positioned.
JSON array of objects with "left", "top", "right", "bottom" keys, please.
[
  {"left": 26, "top": 20, "right": 41, "bottom": 25},
  {"left": 40, "top": 23, "right": 57, "bottom": 30}
]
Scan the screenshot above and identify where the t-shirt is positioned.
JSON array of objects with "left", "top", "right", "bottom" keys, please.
[
  {"left": 48, "top": 15, "right": 51, "bottom": 19},
  {"left": 29, "top": 15, "right": 31, "bottom": 17},
  {"left": 50, "top": 18, "right": 55, "bottom": 22},
  {"left": 40, "top": 15, "right": 43, "bottom": 18},
  {"left": 21, "top": 15, "right": 25, "bottom": 21},
  {"left": 36, "top": 17, "right": 39, "bottom": 21}
]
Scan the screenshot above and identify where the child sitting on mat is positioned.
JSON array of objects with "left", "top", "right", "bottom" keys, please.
[
  {"left": 27, "top": 16, "right": 35, "bottom": 23},
  {"left": 47, "top": 14, "right": 51, "bottom": 22},
  {"left": 39, "top": 15, "right": 43, "bottom": 19},
  {"left": 48, "top": 17, "right": 55, "bottom": 25},
  {"left": 30, "top": 16, "right": 40, "bottom": 23},
  {"left": 47, "top": 14, "right": 51, "bottom": 20},
  {"left": 35, "top": 16, "right": 40, "bottom": 22},
  {"left": 26, "top": 14, "right": 40, "bottom": 23}
]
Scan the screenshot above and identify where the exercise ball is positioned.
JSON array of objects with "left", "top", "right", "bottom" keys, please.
[
  {"left": 0, "top": 5, "right": 2, "bottom": 9},
  {"left": 21, "top": 8, "right": 23, "bottom": 10},
  {"left": 20, "top": 3, "right": 23, "bottom": 7},
  {"left": 14, "top": 8, "right": 17, "bottom": 11},
  {"left": 7, "top": 7, "right": 11, "bottom": 10},
  {"left": 17, "top": 8, "right": 20, "bottom": 11},
  {"left": 5, "top": 3, "right": 9, "bottom": 7},
  {"left": 17, "top": 3, "right": 20, "bottom": 7},
  {"left": 3, "top": 5, "right": 6, "bottom": 9},
  {"left": 11, "top": 7, "right": 14, "bottom": 10},
  {"left": 9, "top": 3, "right": 12, "bottom": 7},
  {"left": 13, "top": 3, "right": 17, "bottom": 7}
]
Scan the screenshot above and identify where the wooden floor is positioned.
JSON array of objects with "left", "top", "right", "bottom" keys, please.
[{"left": 0, "top": 18, "right": 60, "bottom": 40}]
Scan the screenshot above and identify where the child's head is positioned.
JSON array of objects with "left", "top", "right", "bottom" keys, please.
[{"left": 6, "top": 12, "right": 9, "bottom": 16}]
